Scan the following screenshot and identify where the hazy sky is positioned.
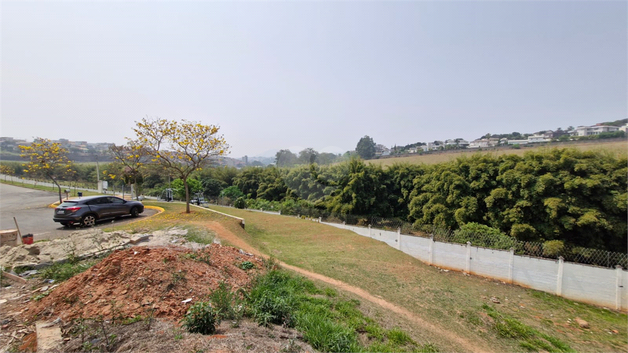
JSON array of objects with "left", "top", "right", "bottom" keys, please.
[{"left": 2, "top": 1, "right": 626, "bottom": 158}]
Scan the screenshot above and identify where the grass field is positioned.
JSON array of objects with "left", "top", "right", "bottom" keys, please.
[
  {"left": 121, "top": 202, "right": 627, "bottom": 352},
  {"left": 370, "top": 139, "right": 627, "bottom": 167}
]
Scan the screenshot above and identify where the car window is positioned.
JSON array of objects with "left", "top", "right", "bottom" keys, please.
[
  {"left": 108, "top": 197, "right": 125, "bottom": 204},
  {"left": 86, "top": 197, "right": 106, "bottom": 205},
  {"left": 59, "top": 201, "right": 78, "bottom": 207}
]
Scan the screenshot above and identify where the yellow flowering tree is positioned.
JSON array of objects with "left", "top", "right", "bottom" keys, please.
[
  {"left": 132, "top": 117, "right": 229, "bottom": 213},
  {"left": 19, "top": 138, "right": 76, "bottom": 203},
  {"left": 109, "top": 141, "right": 150, "bottom": 199},
  {"left": 0, "top": 164, "right": 15, "bottom": 181}
]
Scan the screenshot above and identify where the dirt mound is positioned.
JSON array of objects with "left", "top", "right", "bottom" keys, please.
[{"left": 29, "top": 245, "right": 264, "bottom": 322}]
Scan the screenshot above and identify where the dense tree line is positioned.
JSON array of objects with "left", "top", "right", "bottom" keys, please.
[{"left": 196, "top": 149, "right": 626, "bottom": 252}]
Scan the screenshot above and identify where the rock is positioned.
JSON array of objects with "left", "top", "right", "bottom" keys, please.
[
  {"left": 575, "top": 317, "right": 589, "bottom": 328},
  {"left": 490, "top": 297, "right": 501, "bottom": 304},
  {"left": 40, "top": 286, "right": 49, "bottom": 292}
]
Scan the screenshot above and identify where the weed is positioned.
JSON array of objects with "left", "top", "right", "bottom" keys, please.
[
  {"left": 482, "top": 304, "right": 573, "bottom": 352},
  {"left": 209, "top": 281, "right": 244, "bottom": 323},
  {"left": 387, "top": 327, "right": 415, "bottom": 346},
  {"left": 324, "top": 287, "right": 337, "bottom": 297},
  {"left": 182, "top": 301, "right": 219, "bottom": 334},
  {"left": 121, "top": 316, "right": 143, "bottom": 325},
  {"left": 262, "top": 256, "right": 279, "bottom": 271},
  {"left": 32, "top": 292, "right": 50, "bottom": 301},
  {"left": 39, "top": 260, "right": 96, "bottom": 282},
  {"left": 239, "top": 261, "right": 255, "bottom": 270},
  {"left": 166, "top": 270, "right": 187, "bottom": 291}
]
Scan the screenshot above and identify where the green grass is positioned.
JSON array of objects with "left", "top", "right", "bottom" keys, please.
[
  {"left": 38, "top": 258, "right": 99, "bottom": 282},
  {"left": 370, "top": 139, "right": 627, "bottom": 167},
  {"left": 203, "top": 204, "right": 627, "bottom": 353},
  {"left": 247, "top": 269, "right": 424, "bottom": 353}
]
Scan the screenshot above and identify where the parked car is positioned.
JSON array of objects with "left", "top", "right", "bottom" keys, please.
[
  {"left": 190, "top": 196, "right": 206, "bottom": 205},
  {"left": 53, "top": 195, "right": 144, "bottom": 227}
]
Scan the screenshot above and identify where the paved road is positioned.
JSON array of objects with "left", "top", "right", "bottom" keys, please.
[{"left": 0, "top": 183, "right": 157, "bottom": 241}]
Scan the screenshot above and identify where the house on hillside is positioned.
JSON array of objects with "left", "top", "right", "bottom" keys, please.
[
  {"left": 468, "top": 138, "right": 498, "bottom": 149},
  {"left": 572, "top": 125, "right": 619, "bottom": 137}
]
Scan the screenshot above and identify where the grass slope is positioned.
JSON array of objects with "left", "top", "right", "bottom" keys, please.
[
  {"left": 201, "top": 205, "right": 627, "bottom": 353},
  {"left": 371, "top": 140, "right": 627, "bottom": 167}
]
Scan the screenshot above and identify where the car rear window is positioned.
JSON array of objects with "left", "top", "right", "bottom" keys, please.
[{"left": 59, "top": 201, "right": 78, "bottom": 207}]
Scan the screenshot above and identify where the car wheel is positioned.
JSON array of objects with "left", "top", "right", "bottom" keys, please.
[
  {"left": 82, "top": 214, "right": 96, "bottom": 227},
  {"left": 130, "top": 207, "right": 139, "bottom": 217}
]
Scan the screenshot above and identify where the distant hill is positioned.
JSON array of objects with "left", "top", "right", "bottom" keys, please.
[{"left": 599, "top": 118, "right": 628, "bottom": 127}]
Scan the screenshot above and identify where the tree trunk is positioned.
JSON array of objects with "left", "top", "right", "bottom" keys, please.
[
  {"left": 51, "top": 177, "right": 62, "bottom": 204},
  {"left": 184, "top": 178, "right": 190, "bottom": 213}
]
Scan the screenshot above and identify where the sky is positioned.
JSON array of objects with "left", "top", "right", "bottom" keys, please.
[{"left": 1, "top": 1, "right": 626, "bottom": 158}]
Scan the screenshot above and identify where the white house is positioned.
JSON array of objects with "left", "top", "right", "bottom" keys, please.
[{"left": 572, "top": 125, "right": 619, "bottom": 137}]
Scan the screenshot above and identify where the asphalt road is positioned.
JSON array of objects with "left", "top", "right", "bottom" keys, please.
[{"left": 0, "top": 183, "right": 157, "bottom": 241}]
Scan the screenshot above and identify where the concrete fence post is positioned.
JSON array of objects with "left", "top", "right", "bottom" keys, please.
[
  {"left": 428, "top": 235, "right": 434, "bottom": 265},
  {"left": 343, "top": 221, "right": 346, "bottom": 229},
  {"left": 396, "top": 227, "right": 401, "bottom": 250},
  {"left": 556, "top": 256, "right": 564, "bottom": 296},
  {"left": 616, "top": 265, "right": 624, "bottom": 311},
  {"left": 465, "top": 242, "right": 471, "bottom": 273},
  {"left": 368, "top": 225, "right": 372, "bottom": 238},
  {"left": 319, "top": 217, "right": 322, "bottom": 223},
  {"left": 508, "top": 248, "right": 515, "bottom": 284}
]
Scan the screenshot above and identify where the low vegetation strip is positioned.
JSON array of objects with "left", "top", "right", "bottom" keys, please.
[{"left": 205, "top": 204, "right": 627, "bottom": 353}]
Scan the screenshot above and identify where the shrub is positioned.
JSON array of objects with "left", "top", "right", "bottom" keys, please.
[
  {"left": 220, "top": 185, "right": 244, "bottom": 200},
  {"left": 182, "top": 301, "right": 219, "bottom": 334},
  {"left": 542, "top": 240, "right": 565, "bottom": 257},
  {"left": 453, "top": 222, "right": 516, "bottom": 250},
  {"left": 234, "top": 197, "right": 246, "bottom": 209}
]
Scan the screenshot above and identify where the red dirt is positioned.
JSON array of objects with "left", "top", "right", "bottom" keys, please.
[{"left": 28, "top": 245, "right": 264, "bottom": 322}]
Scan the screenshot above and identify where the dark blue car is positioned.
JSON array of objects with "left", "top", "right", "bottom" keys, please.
[{"left": 53, "top": 195, "right": 144, "bottom": 227}]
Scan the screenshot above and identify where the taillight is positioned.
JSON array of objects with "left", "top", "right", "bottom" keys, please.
[{"left": 65, "top": 207, "right": 81, "bottom": 212}]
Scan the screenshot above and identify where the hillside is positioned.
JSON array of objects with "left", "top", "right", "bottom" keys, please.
[{"left": 369, "top": 139, "right": 627, "bottom": 167}]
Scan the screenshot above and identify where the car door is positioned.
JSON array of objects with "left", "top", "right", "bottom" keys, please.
[
  {"left": 107, "top": 197, "right": 128, "bottom": 216},
  {"left": 86, "top": 197, "right": 110, "bottom": 218}
]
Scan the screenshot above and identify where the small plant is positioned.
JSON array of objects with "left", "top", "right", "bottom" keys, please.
[
  {"left": 386, "top": 328, "right": 415, "bottom": 346},
  {"left": 209, "top": 281, "right": 243, "bottom": 323},
  {"left": 239, "top": 261, "right": 255, "bottom": 270},
  {"left": 262, "top": 256, "right": 279, "bottom": 271},
  {"left": 32, "top": 292, "right": 50, "bottom": 301},
  {"left": 182, "top": 301, "right": 219, "bottom": 334}
]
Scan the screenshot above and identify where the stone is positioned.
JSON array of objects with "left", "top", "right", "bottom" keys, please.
[{"left": 575, "top": 317, "right": 589, "bottom": 329}]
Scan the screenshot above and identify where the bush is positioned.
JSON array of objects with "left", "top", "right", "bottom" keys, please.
[
  {"left": 182, "top": 301, "right": 219, "bottom": 334},
  {"left": 542, "top": 240, "right": 565, "bottom": 257},
  {"left": 220, "top": 185, "right": 244, "bottom": 200},
  {"left": 234, "top": 197, "right": 246, "bottom": 209},
  {"left": 453, "top": 222, "right": 516, "bottom": 250}
]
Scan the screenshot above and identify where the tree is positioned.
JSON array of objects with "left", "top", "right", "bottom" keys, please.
[
  {"left": 109, "top": 141, "right": 150, "bottom": 199},
  {"left": 275, "top": 149, "right": 297, "bottom": 167},
  {"left": 0, "top": 164, "right": 15, "bottom": 181},
  {"left": 355, "top": 136, "right": 376, "bottom": 159},
  {"left": 132, "top": 117, "right": 228, "bottom": 213},
  {"left": 298, "top": 148, "right": 319, "bottom": 165},
  {"left": 19, "top": 138, "right": 75, "bottom": 203}
]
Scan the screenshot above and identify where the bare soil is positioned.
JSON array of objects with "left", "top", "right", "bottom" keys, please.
[{"left": 1, "top": 242, "right": 316, "bottom": 352}]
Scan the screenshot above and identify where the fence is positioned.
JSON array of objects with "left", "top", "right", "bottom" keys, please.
[
  {"left": 310, "top": 214, "right": 627, "bottom": 270},
  {"left": 320, "top": 221, "right": 628, "bottom": 310}
]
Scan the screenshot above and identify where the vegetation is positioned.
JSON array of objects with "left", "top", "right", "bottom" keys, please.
[
  {"left": 356, "top": 135, "right": 376, "bottom": 159},
  {"left": 131, "top": 117, "right": 228, "bottom": 213},
  {"left": 204, "top": 203, "right": 627, "bottom": 353},
  {"left": 18, "top": 138, "right": 76, "bottom": 203}
]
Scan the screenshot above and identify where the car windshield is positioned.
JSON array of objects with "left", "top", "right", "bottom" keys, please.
[{"left": 59, "top": 201, "right": 78, "bottom": 207}]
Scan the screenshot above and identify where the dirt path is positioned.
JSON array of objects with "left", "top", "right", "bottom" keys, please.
[{"left": 202, "top": 221, "right": 493, "bottom": 353}]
